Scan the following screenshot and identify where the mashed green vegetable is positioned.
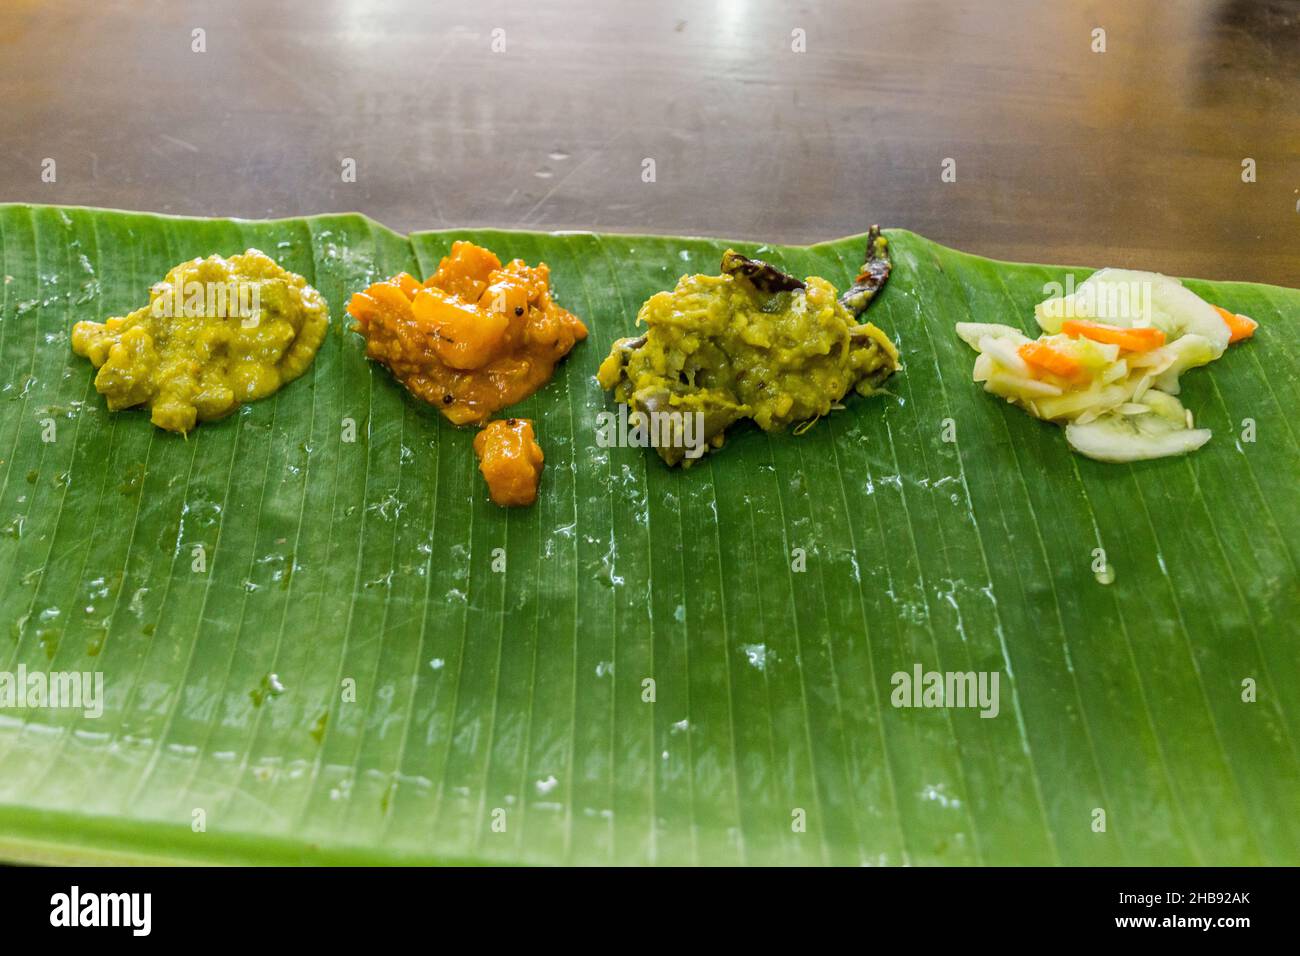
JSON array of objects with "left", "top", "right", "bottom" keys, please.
[
  {"left": 597, "top": 249, "right": 899, "bottom": 464},
  {"left": 72, "top": 250, "right": 328, "bottom": 433}
]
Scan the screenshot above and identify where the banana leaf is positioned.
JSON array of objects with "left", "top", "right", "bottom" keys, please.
[{"left": 0, "top": 203, "right": 1295, "bottom": 866}]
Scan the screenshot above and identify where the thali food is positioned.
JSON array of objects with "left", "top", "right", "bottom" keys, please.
[
  {"left": 956, "top": 268, "right": 1258, "bottom": 462},
  {"left": 597, "top": 228, "right": 900, "bottom": 465},
  {"left": 473, "top": 417, "right": 544, "bottom": 507},
  {"left": 347, "top": 240, "right": 587, "bottom": 427},
  {"left": 71, "top": 249, "right": 328, "bottom": 433}
]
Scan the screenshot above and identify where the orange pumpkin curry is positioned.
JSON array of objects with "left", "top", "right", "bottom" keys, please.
[
  {"left": 347, "top": 241, "right": 587, "bottom": 426},
  {"left": 473, "top": 418, "right": 544, "bottom": 507}
]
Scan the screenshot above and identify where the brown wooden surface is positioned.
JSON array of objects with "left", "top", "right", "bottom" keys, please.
[{"left": 0, "top": 0, "right": 1296, "bottom": 283}]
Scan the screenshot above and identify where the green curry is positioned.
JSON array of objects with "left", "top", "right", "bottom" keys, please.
[
  {"left": 72, "top": 250, "right": 328, "bottom": 433},
  {"left": 597, "top": 239, "right": 900, "bottom": 465}
]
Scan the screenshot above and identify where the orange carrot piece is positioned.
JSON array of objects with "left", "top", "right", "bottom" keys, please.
[
  {"left": 1214, "top": 306, "right": 1258, "bottom": 344},
  {"left": 1061, "top": 318, "right": 1165, "bottom": 352},
  {"left": 1019, "top": 341, "right": 1083, "bottom": 380}
]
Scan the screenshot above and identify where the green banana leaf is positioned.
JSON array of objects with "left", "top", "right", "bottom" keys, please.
[{"left": 0, "top": 203, "right": 1295, "bottom": 866}]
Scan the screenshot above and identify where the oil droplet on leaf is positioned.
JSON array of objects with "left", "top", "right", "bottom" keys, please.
[{"left": 309, "top": 710, "right": 329, "bottom": 743}]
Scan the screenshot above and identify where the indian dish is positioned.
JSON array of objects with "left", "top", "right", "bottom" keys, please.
[
  {"left": 597, "top": 227, "right": 900, "bottom": 465},
  {"left": 956, "top": 268, "right": 1256, "bottom": 461},
  {"left": 71, "top": 250, "right": 328, "bottom": 433}
]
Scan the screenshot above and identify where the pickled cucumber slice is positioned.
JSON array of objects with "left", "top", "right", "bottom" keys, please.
[
  {"left": 955, "top": 322, "right": 1028, "bottom": 350},
  {"left": 1037, "top": 269, "right": 1230, "bottom": 357},
  {"left": 1064, "top": 390, "right": 1211, "bottom": 462},
  {"left": 1152, "top": 333, "right": 1217, "bottom": 395}
]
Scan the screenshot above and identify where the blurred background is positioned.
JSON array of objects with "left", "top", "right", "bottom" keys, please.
[{"left": 0, "top": 0, "right": 1296, "bottom": 282}]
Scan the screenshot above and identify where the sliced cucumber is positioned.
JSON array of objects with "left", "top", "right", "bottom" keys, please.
[
  {"left": 1064, "top": 389, "right": 1211, "bottom": 462},
  {"left": 955, "top": 322, "right": 1028, "bottom": 350},
  {"left": 1035, "top": 382, "right": 1128, "bottom": 422},
  {"left": 1037, "top": 269, "right": 1230, "bottom": 357},
  {"left": 1152, "top": 333, "right": 1217, "bottom": 394},
  {"left": 978, "top": 334, "right": 1031, "bottom": 376},
  {"left": 985, "top": 370, "right": 1063, "bottom": 399}
]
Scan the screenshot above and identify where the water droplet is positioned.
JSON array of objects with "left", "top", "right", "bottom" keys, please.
[
  {"left": 250, "top": 672, "right": 286, "bottom": 707},
  {"left": 919, "top": 783, "right": 962, "bottom": 809},
  {"left": 128, "top": 587, "right": 149, "bottom": 618}
]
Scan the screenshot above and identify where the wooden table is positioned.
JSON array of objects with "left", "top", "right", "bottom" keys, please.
[{"left": 1, "top": 0, "right": 1296, "bottom": 284}]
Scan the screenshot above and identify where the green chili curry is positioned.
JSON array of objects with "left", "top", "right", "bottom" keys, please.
[{"left": 597, "top": 234, "right": 900, "bottom": 465}]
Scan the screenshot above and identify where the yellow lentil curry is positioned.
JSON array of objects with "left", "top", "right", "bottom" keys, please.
[
  {"left": 347, "top": 241, "right": 587, "bottom": 426},
  {"left": 71, "top": 249, "right": 328, "bottom": 433}
]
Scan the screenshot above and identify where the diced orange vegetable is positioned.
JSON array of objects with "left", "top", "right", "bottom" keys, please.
[
  {"left": 1019, "top": 341, "right": 1084, "bottom": 380},
  {"left": 473, "top": 418, "right": 544, "bottom": 507},
  {"left": 425, "top": 241, "right": 502, "bottom": 301},
  {"left": 363, "top": 281, "right": 415, "bottom": 314},
  {"left": 1214, "top": 306, "right": 1258, "bottom": 344},
  {"left": 347, "top": 291, "right": 379, "bottom": 325},
  {"left": 350, "top": 241, "right": 587, "bottom": 427},
  {"left": 1061, "top": 319, "right": 1165, "bottom": 352},
  {"left": 478, "top": 276, "right": 530, "bottom": 321},
  {"left": 411, "top": 287, "right": 510, "bottom": 371},
  {"left": 394, "top": 272, "right": 422, "bottom": 299}
]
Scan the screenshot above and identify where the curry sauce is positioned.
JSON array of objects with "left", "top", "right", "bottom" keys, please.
[{"left": 347, "top": 241, "right": 587, "bottom": 425}]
